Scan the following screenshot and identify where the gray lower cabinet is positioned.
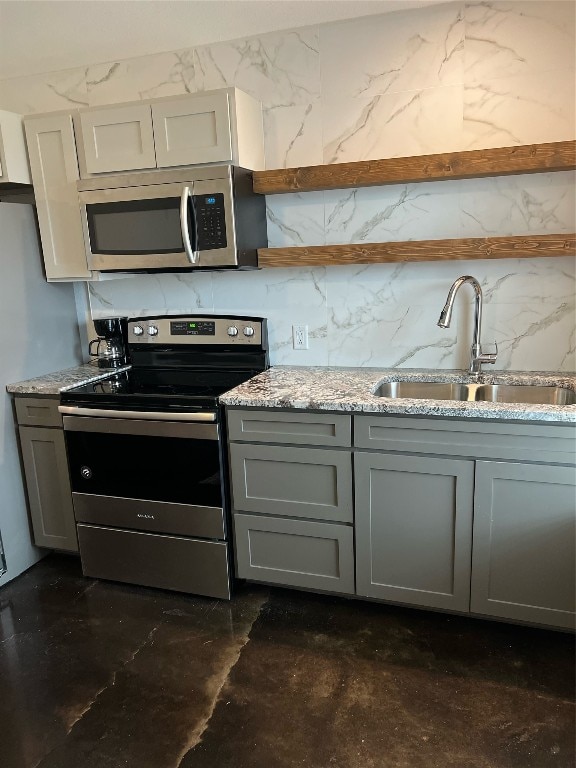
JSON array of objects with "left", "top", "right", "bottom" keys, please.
[
  {"left": 354, "top": 452, "right": 474, "bottom": 612},
  {"left": 234, "top": 513, "right": 354, "bottom": 594},
  {"left": 471, "top": 461, "right": 576, "bottom": 630},
  {"left": 230, "top": 443, "right": 353, "bottom": 523},
  {"left": 16, "top": 397, "right": 78, "bottom": 553}
]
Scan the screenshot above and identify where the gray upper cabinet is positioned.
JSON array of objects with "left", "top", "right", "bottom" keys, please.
[
  {"left": 76, "top": 88, "right": 264, "bottom": 178},
  {"left": 18, "top": 423, "right": 78, "bottom": 552},
  {"left": 76, "top": 103, "right": 156, "bottom": 175},
  {"left": 355, "top": 452, "right": 474, "bottom": 612},
  {"left": 471, "top": 461, "right": 575, "bottom": 630},
  {"left": 24, "top": 113, "right": 92, "bottom": 281}
]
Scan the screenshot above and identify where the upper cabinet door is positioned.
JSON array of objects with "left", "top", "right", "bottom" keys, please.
[
  {"left": 152, "top": 92, "right": 233, "bottom": 168},
  {"left": 24, "top": 113, "right": 91, "bottom": 280},
  {"left": 0, "top": 109, "right": 31, "bottom": 184},
  {"left": 78, "top": 103, "right": 156, "bottom": 175}
]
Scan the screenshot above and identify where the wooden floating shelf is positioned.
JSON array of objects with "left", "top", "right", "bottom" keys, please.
[
  {"left": 258, "top": 234, "right": 575, "bottom": 268},
  {"left": 253, "top": 141, "right": 576, "bottom": 195}
]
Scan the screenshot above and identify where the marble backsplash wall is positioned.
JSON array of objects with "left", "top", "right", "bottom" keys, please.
[{"left": 1, "top": 1, "right": 575, "bottom": 370}]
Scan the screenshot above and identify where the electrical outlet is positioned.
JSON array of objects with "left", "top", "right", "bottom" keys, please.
[{"left": 292, "top": 324, "right": 309, "bottom": 350}]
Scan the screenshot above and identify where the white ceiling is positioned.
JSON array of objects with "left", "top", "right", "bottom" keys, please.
[{"left": 0, "top": 0, "right": 450, "bottom": 80}]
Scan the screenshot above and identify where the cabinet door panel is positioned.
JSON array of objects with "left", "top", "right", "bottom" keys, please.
[
  {"left": 19, "top": 427, "right": 78, "bottom": 552},
  {"left": 24, "top": 114, "right": 91, "bottom": 280},
  {"left": 471, "top": 461, "right": 575, "bottom": 629},
  {"left": 152, "top": 93, "right": 232, "bottom": 167},
  {"left": 15, "top": 396, "right": 61, "bottom": 427},
  {"left": 355, "top": 452, "right": 474, "bottom": 611},
  {"left": 230, "top": 443, "right": 352, "bottom": 522},
  {"left": 234, "top": 514, "right": 354, "bottom": 594},
  {"left": 78, "top": 104, "right": 156, "bottom": 174}
]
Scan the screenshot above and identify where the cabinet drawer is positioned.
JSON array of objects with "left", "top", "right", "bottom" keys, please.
[
  {"left": 15, "top": 396, "right": 62, "bottom": 427},
  {"left": 230, "top": 443, "right": 352, "bottom": 522},
  {"left": 355, "top": 415, "right": 576, "bottom": 464},
  {"left": 234, "top": 514, "right": 354, "bottom": 594},
  {"left": 227, "top": 409, "right": 351, "bottom": 447}
]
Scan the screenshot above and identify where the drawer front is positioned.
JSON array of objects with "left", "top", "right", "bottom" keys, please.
[
  {"left": 227, "top": 409, "right": 351, "bottom": 447},
  {"left": 230, "top": 443, "right": 353, "bottom": 522},
  {"left": 15, "top": 396, "right": 62, "bottom": 427},
  {"left": 77, "top": 524, "right": 230, "bottom": 599},
  {"left": 355, "top": 415, "right": 576, "bottom": 464},
  {"left": 234, "top": 514, "right": 354, "bottom": 594}
]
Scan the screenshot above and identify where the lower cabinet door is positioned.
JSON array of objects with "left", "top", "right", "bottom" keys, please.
[
  {"left": 233, "top": 514, "right": 355, "bottom": 594},
  {"left": 471, "top": 461, "right": 575, "bottom": 629},
  {"left": 19, "top": 426, "right": 78, "bottom": 552},
  {"left": 355, "top": 452, "right": 474, "bottom": 612}
]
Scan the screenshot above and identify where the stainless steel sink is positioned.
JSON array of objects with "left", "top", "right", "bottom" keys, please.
[
  {"left": 473, "top": 384, "right": 576, "bottom": 406},
  {"left": 374, "top": 381, "right": 469, "bottom": 401},
  {"left": 374, "top": 380, "right": 575, "bottom": 406}
]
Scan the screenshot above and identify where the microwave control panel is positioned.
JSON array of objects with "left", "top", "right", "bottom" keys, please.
[{"left": 194, "top": 194, "right": 227, "bottom": 251}]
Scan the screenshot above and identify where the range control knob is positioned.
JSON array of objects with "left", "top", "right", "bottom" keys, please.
[
  {"left": 133, "top": 325, "right": 144, "bottom": 336},
  {"left": 148, "top": 325, "right": 159, "bottom": 336},
  {"left": 227, "top": 326, "right": 239, "bottom": 337},
  {"left": 243, "top": 326, "right": 255, "bottom": 337}
]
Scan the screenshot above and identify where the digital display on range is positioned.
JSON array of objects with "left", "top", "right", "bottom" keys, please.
[{"left": 170, "top": 320, "right": 216, "bottom": 336}]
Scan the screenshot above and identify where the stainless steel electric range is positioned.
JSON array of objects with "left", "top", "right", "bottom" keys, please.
[{"left": 59, "top": 315, "right": 268, "bottom": 599}]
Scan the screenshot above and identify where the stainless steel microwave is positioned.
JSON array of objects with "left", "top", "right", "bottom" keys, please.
[{"left": 77, "top": 165, "right": 267, "bottom": 272}]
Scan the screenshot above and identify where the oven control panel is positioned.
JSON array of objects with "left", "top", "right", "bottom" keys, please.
[{"left": 128, "top": 316, "right": 264, "bottom": 346}]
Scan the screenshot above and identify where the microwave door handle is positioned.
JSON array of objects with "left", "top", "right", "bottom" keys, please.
[{"left": 180, "top": 185, "right": 200, "bottom": 265}]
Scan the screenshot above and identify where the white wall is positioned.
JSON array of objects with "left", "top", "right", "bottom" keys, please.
[
  {"left": 0, "top": 204, "right": 82, "bottom": 584},
  {"left": 0, "top": 1, "right": 574, "bottom": 370}
]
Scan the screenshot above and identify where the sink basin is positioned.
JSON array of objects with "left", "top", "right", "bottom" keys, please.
[
  {"left": 374, "top": 380, "right": 575, "bottom": 406},
  {"left": 473, "top": 384, "right": 576, "bottom": 406},
  {"left": 374, "top": 381, "right": 469, "bottom": 401}
]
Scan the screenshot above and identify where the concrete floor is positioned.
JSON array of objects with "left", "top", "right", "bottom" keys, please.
[{"left": 0, "top": 554, "right": 574, "bottom": 768}]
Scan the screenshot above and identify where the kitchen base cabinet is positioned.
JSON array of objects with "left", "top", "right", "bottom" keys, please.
[
  {"left": 355, "top": 452, "right": 474, "bottom": 612},
  {"left": 15, "top": 397, "right": 78, "bottom": 552},
  {"left": 471, "top": 461, "right": 576, "bottom": 630},
  {"left": 234, "top": 513, "right": 355, "bottom": 594}
]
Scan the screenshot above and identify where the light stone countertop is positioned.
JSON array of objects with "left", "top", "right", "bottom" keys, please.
[
  {"left": 6, "top": 364, "right": 130, "bottom": 397},
  {"left": 220, "top": 366, "right": 576, "bottom": 424},
  {"left": 7, "top": 364, "right": 576, "bottom": 423}
]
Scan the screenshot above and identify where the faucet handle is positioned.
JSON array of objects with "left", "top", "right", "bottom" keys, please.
[{"left": 478, "top": 341, "right": 498, "bottom": 364}]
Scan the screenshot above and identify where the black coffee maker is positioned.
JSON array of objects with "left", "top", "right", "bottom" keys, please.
[{"left": 89, "top": 317, "right": 129, "bottom": 369}]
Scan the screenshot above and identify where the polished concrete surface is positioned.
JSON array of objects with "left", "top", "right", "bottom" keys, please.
[{"left": 0, "top": 555, "right": 574, "bottom": 768}]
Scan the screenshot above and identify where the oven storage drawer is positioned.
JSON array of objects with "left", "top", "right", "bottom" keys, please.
[
  {"left": 77, "top": 524, "right": 230, "bottom": 599},
  {"left": 233, "top": 514, "right": 354, "bottom": 595},
  {"left": 73, "top": 493, "right": 225, "bottom": 539}
]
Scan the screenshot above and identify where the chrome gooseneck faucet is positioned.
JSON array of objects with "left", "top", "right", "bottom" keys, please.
[{"left": 437, "top": 275, "right": 497, "bottom": 375}]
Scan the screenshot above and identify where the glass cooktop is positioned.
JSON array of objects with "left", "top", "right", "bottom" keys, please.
[{"left": 60, "top": 367, "right": 257, "bottom": 412}]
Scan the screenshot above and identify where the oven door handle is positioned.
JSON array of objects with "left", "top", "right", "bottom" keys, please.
[
  {"left": 59, "top": 406, "right": 216, "bottom": 422},
  {"left": 180, "top": 184, "right": 200, "bottom": 265}
]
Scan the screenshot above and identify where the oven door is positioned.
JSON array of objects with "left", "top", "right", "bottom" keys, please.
[
  {"left": 63, "top": 413, "right": 226, "bottom": 540},
  {"left": 79, "top": 178, "right": 236, "bottom": 270}
]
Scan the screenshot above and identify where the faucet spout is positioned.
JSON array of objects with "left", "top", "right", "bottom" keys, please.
[{"left": 437, "top": 275, "right": 497, "bottom": 375}]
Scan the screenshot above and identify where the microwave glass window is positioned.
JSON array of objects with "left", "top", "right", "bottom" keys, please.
[{"left": 87, "top": 198, "right": 186, "bottom": 255}]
